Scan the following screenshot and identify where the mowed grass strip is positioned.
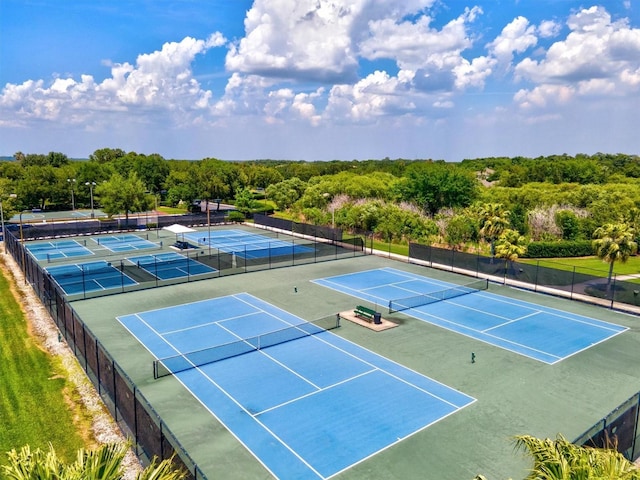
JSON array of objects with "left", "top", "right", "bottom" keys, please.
[
  {"left": 0, "top": 262, "right": 85, "bottom": 464},
  {"left": 522, "top": 255, "right": 640, "bottom": 276}
]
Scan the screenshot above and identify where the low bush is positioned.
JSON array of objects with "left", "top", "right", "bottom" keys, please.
[{"left": 523, "top": 240, "right": 593, "bottom": 258}]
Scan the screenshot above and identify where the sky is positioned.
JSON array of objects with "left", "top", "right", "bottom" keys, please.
[{"left": 1, "top": 1, "right": 639, "bottom": 161}]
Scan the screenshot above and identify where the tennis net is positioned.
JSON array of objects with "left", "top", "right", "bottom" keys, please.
[
  {"left": 388, "top": 278, "right": 489, "bottom": 313},
  {"left": 135, "top": 255, "right": 189, "bottom": 268},
  {"left": 153, "top": 315, "right": 340, "bottom": 379}
]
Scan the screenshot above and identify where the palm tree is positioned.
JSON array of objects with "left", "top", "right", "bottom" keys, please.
[
  {"left": 478, "top": 203, "right": 511, "bottom": 257},
  {"left": 1, "top": 442, "right": 186, "bottom": 480},
  {"left": 592, "top": 222, "right": 638, "bottom": 290},
  {"left": 513, "top": 434, "right": 640, "bottom": 480},
  {"left": 494, "top": 229, "right": 527, "bottom": 275}
]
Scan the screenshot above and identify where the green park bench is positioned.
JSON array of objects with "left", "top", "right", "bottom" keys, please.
[{"left": 354, "top": 305, "right": 382, "bottom": 324}]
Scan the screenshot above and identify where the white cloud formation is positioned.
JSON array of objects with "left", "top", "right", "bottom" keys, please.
[
  {"left": 513, "top": 6, "right": 640, "bottom": 110},
  {"left": 225, "top": 0, "right": 443, "bottom": 84},
  {"left": 487, "top": 16, "right": 538, "bottom": 65},
  {"left": 0, "top": 34, "right": 226, "bottom": 127},
  {"left": 3, "top": 0, "right": 639, "bottom": 155},
  {"left": 225, "top": 0, "right": 366, "bottom": 83}
]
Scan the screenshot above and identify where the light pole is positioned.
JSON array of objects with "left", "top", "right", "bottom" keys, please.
[
  {"left": 85, "top": 181, "right": 96, "bottom": 218},
  {"left": 67, "top": 178, "right": 76, "bottom": 210},
  {"left": 323, "top": 192, "right": 335, "bottom": 229}
]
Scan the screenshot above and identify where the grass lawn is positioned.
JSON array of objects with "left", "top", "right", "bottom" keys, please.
[
  {"left": 0, "top": 261, "right": 86, "bottom": 465},
  {"left": 371, "top": 238, "right": 410, "bottom": 256},
  {"left": 157, "top": 205, "right": 188, "bottom": 215},
  {"left": 521, "top": 255, "right": 640, "bottom": 276}
]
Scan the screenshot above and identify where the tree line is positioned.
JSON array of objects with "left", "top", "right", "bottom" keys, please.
[{"left": 2, "top": 148, "right": 640, "bottom": 261}]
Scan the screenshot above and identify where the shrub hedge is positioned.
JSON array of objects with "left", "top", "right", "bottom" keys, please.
[{"left": 523, "top": 240, "right": 594, "bottom": 258}]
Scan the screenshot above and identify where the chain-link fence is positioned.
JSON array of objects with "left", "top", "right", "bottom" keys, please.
[
  {"left": 574, "top": 392, "right": 640, "bottom": 461},
  {"left": 5, "top": 228, "right": 207, "bottom": 479},
  {"left": 409, "top": 243, "right": 640, "bottom": 311},
  {"left": 3, "top": 214, "right": 369, "bottom": 477}
]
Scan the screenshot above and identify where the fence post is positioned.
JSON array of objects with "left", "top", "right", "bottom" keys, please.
[{"left": 611, "top": 274, "right": 617, "bottom": 309}]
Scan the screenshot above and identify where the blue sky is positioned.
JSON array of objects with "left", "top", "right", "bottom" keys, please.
[{"left": 1, "top": 1, "right": 639, "bottom": 161}]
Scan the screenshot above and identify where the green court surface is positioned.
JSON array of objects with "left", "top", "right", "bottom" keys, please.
[
  {"left": 10, "top": 208, "right": 108, "bottom": 222},
  {"left": 70, "top": 253, "right": 640, "bottom": 480}
]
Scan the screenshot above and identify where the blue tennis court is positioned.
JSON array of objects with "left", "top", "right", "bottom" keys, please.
[
  {"left": 46, "top": 260, "right": 137, "bottom": 295},
  {"left": 183, "top": 229, "right": 313, "bottom": 259},
  {"left": 25, "top": 239, "right": 92, "bottom": 261},
  {"left": 127, "top": 252, "right": 216, "bottom": 280},
  {"left": 118, "top": 293, "right": 475, "bottom": 479},
  {"left": 313, "top": 268, "right": 628, "bottom": 364},
  {"left": 93, "top": 234, "right": 159, "bottom": 252}
]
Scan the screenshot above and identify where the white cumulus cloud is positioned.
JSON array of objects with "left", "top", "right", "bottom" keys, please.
[
  {"left": 0, "top": 34, "right": 226, "bottom": 127},
  {"left": 513, "top": 6, "right": 640, "bottom": 110}
]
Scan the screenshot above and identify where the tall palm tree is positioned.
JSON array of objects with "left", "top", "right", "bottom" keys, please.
[
  {"left": 478, "top": 203, "right": 511, "bottom": 257},
  {"left": 592, "top": 222, "right": 638, "bottom": 290},
  {"left": 1, "top": 442, "right": 185, "bottom": 480},
  {"left": 494, "top": 229, "right": 527, "bottom": 275}
]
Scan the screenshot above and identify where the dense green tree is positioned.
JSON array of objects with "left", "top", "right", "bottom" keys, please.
[
  {"left": 46, "top": 151, "right": 70, "bottom": 167},
  {"left": 18, "top": 153, "right": 48, "bottom": 167},
  {"left": 14, "top": 166, "right": 58, "bottom": 210},
  {"left": 266, "top": 177, "right": 307, "bottom": 210},
  {"left": 298, "top": 171, "right": 398, "bottom": 208},
  {"left": 445, "top": 214, "right": 479, "bottom": 249},
  {"left": 234, "top": 188, "right": 256, "bottom": 215},
  {"left": 241, "top": 164, "right": 284, "bottom": 188},
  {"left": 131, "top": 153, "right": 169, "bottom": 194},
  {"left": 165, "top": 167, "right": 199, "bottom": 207},
  {"left": 0, "top": 178, "right": 18, "bottom": 221},
  {"left": 89, "top": 147, "right": 126, "bottom": 163},
  {"left": 195, "top": 160, "right": 232, "bottom": 212},
  {"left": 555, "top": 210, "right": 581, "bottom": 240},
  {"left": 394, "top": 162, "right": 479, "bottom": 215},
  {"left": 95, "top": 172, "right": 153, "bottom": 225},
  {"left": 592, "top": 223, "right": 638, "bottom": 289}
]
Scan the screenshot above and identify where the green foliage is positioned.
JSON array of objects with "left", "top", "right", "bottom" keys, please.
[
  {"left": 524, "top": 240, "right": 594, "bottom": 258},
  {"left": 165, "top": 168, "right": 199, "bottom": 207},
  {"left": 1, "top": 443, "right": 185, "bottom": 480},
  {"left": 555, "top": 210, "right": 581, "bottom": 240},
  {"left": 513, "top": 434, "right": 640, "bottom": 480},
  {"left": 265, "top": 177, "right": 307, "bottom": 210},
  {"left": 233, "top": 188, "right": 257, "bottom": 214},
  {"left": 241, "top": 163, "right": 284, "bottom": 188},
  {"left": 250, "top": 200, "right": 275, "bottom": 214},
  {"left": 311, "top": 199, "right": 437, "bottom": 242},
  {"left": 300, "top": 207, "right": 326, "bottom": 225},
  {"left": 88, "top": 148, "right": 126, "bottom": 163},
  {"left": 297, "top": 171, "right": 399, "bottom": 208},
  {"left": 593, "top": 223, "right": 638, "bottom": 285},
  {"left": 95, "top": 172, "right": 153, "bottom": 222},
  {"left": 14, "top": 166, "right": 58, "bottom": 209},
  {"left": 494, "top": 229, "right": 527, "bottom": 262},
  {"left": 227, "top": 210, "right": 245, "bottom": 222},
  {"left": 394, "top": 161, "right": 479, "bottom": 214},
  {"left": 131, "top": 153, "right": 169, "bottom": 193},
  {"left": 445, "top": 214, "right": 479, "bottom": 248}
]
